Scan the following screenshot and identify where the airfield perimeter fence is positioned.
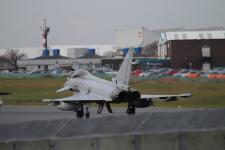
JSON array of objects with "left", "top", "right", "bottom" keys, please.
[
  {"left": 1, "top": 72, "right": 225, "bottom": 84},
  {"left": 0, "top": 72, "right": 65, "bottom": 79}
]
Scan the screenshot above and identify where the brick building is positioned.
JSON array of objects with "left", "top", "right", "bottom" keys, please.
[{"left": 158, "top": 30, "right": 225, "bottom": 70}]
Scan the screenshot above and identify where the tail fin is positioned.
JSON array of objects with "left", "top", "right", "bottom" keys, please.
[{"left": 113, "top": 49, "right": 133, "bottom": 86}]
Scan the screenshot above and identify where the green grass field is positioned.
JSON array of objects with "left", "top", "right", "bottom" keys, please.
[{"left": 1, "top": 77, "right": 225, "bottom": 108}]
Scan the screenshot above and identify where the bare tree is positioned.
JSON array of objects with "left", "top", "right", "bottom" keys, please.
[
  {"left": 0, "top": 55, "right": 10, "bottom": 68},
  {"left": 142, "top": 41, "right": 158, "bottom": 57},
  {"left": 4, "top": 49, "right": 27, "bottom": 70}
]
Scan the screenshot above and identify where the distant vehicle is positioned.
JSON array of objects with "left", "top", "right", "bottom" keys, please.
[
  {"left": 50, "top": 70, "right": 63, "bottom": 75},
  {"left": 199, "top": 71, "right": 208, "bottom": 78},
  {"left": 173, "top": 70, "right": 189, "bottom": 78},
  {"left": 132, "top": 69, "right": 143, "bottom": 76},
  {"left": 1, "top": 70, "right": 9, "bottom": 74},
  {"left": 11, "top": 71, "right": 20, "bottom": 74},
  {"left": 43, "top": 49, "right": 191, "bottom": 118},
  {"left": 139, "top": 71, "right": 153, "bottom": 77},
  {"left": 158, "top": 68, "right": 172, "bottom": 76},
  {"left": 216, "top": 73, "right": 225, "bottom": 79},
  {"left": 92, "top": 68, "right": 117, "bottom": 76},
  {"left": 166, "top": 69, "right": 180, "bottom": 76},
  {"left": 102, "top": 68, "right": 118, "bottom": 76},
  {"left": 27, "top": 70, "right": 42, "bottom": 75},
  {"left": 186, "top": 71, "right": 200, "bottom": 78},
  {"left": 208, "top": 72, "right": 218, "bottom": 79}
]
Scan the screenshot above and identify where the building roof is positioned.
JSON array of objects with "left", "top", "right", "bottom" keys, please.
[
  {"left": 33, "top": 55, "right": 71, "bottom": 60},
  {"left": 77, "top": 54, "right": 103, "bottom": 59},
  {"left": 160, "top": 30, "right": 225, "bottom": 43}
]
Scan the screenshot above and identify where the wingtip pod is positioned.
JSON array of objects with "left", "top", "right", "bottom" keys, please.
[
  {"left": 56, "top": 86, "right": 71, "bottom": 93},
  {"left": 179, "top": 93, "right": 192, "bottom": 98},
  {"left": 42, "top": 99, "right": 52, "bottom": 103}
]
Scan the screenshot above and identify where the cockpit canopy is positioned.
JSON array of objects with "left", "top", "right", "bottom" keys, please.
[{"left": 70, "top": 69, "right": 90, "bottom": 78}]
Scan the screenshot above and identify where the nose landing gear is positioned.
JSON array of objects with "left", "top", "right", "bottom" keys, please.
[{"left": 85, "top": 107, "right": 90, "bottom": 118}]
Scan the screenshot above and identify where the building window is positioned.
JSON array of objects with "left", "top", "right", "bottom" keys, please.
[
  {"left": 199, "top": 33, "right": 205, "bottom": 39},
  {"left": 174, "top": 34, "right": 179, "bottom": 40},
  {"left": 44, "top": 65, "right": 48, "bottom": 71},
  {"left": 202, "top": 46, "right": 211, "bottom": 57},
  {"left": 38, "top": 65, "right": 41, "bottom": 69},
  {"left": 167, "top": 43, "right": 170, "bottom": 48},
  {"left": 207, "top": 33, "right": 212, "bottom": 39},
  {"left": 182, "top": 34, "right": 187, "bottom": 39}
]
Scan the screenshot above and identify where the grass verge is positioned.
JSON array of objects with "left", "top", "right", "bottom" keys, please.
[{"left": 1, "top": 77, "right": 225, "bottom": 108}]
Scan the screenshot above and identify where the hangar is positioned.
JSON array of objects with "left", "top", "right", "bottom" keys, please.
[
  {"left": 158, "top": 30, "right": 225, "bottom": 70},
  {"left": 114, "top": 27, "right": 159, "bottom": 56}
]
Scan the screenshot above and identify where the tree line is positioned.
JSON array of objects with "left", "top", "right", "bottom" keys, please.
[{"left": 0, "top": 49, "right": 26, "bottom": 71}]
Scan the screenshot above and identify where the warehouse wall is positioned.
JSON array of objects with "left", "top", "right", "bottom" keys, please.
[{"left": 169, "top": 39, "right": 225, "bottom": 69}]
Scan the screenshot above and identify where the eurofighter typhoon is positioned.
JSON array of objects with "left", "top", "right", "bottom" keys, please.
[{"left": 43, "top": 49, "right": 191, "bottom": 118}]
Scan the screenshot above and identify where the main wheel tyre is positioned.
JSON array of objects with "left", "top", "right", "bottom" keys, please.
[
  {"left": 76, "top": 109, "right": 84, "bottom": 118},
  {"left": 127, "top": 106, "right": 135, "bottom": 115}
]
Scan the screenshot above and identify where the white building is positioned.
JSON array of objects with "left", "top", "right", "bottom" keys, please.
[
  {"left": 17, "top": 53, "right": 74, "bottom": 71},
  {"left": 62, "top": 45, "right": 114, "bottom": 58},
  {"left": 0, "top": 44, "right": 114, "bottom": 59},
  {"left": 114, "top": 27, "right": 159, "bottom": 49}
]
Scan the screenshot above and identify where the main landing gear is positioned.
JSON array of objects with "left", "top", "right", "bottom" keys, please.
[
  {"left": 126, "top": 102, "right": 135, "bottom": 115},
  {"left": 76, "top": 106, "right": 90, "bottom": 119}
]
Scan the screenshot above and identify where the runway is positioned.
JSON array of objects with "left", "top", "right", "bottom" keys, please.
[
  {"left": 1, "top": 106, "right": 225, "bottom": 150},
  {"left": 0, "top": 105, "right": 193, "bottom": 124}
]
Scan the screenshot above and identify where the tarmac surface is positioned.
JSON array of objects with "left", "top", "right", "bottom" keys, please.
[
  {"left": 0, "top": 107, "right": 225, "bottom": 142},
  {"left": 1, "top": 106, "right": 225, "bottom": 150},
  {"left": 0, "top": 105, "right": 198, "bottom": 124}
]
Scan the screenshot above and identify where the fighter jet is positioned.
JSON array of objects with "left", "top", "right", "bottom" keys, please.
[{"left": 43, "top": 49, "right": 191, "bottom": 118}]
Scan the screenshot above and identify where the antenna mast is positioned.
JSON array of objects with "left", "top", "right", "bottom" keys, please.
[{"left": 41, "top": 18, "right": 50, "bottom": 50}]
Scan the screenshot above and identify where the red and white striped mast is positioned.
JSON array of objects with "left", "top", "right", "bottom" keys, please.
[{"left": 41, "top": 18, "right": 50, "bottom": 50}]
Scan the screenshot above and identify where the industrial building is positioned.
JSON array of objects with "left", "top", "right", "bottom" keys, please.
[
  {"left": 114, "top": 27, "right": 159, "bottom": 56},
  {"left": 158, "top": 30, "right": 225, "bottom": 70},
  {"left": 115, "top": 27, "right": 159, "bottom": 48},
  {"left": 14, "top": 21, "right": 225, "bottom": 72},
  {"left": 17, "top": 48, "right": 105, "bottom": 71},
  {"left": 16, "top": 19, "right": 112, "bottom": 71},
  {"left": 17, "top": 49, "right": 74, "bottom": 71}
]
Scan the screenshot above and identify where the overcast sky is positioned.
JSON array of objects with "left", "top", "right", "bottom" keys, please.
[{"left": 0, "top": 0, "right": 225, "bottom": 49}]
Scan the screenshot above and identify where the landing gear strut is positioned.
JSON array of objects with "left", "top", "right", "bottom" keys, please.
[
  {"left": 76, "top": 105, "right": 90, "bottom": 119},
  {"left": 127, "top": 103, "right": 135, "bottom": 115},
  {"left": 85, "top": 107, "right": 90, "bottom": 118},
  {"left": 76, "top": 107, "right": 84, "bottom": 118}
]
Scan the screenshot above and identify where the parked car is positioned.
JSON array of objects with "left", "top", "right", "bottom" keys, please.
[
  {"left": 216, "top": 73, "right": 225, "bottom": 79},
  {"left": 186, "top": 71, "right": 200, "bottom": 78},
  {"left": 132, "top": 69, "right": 143, "bottom": 76},
  {"left": 27, "top": 70, "right": 42, "bottom": 75},
  {"left": 199, "top": 71, "right": 208, "bottom": 78},
  {"left": 173, "top": 69, "right": 189, "bottom": 77},
  {"left": 164, "top": 69, "right": 180, "bottom": 76},
  {"left": 1, "top": 70, "right": 9, "bottom": 74},
  {"left": 139, "top": 71, "right": 153, "bottom": 77},
  {"left": 208, "top": 72, "right": 218, "bottom": 79}
]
